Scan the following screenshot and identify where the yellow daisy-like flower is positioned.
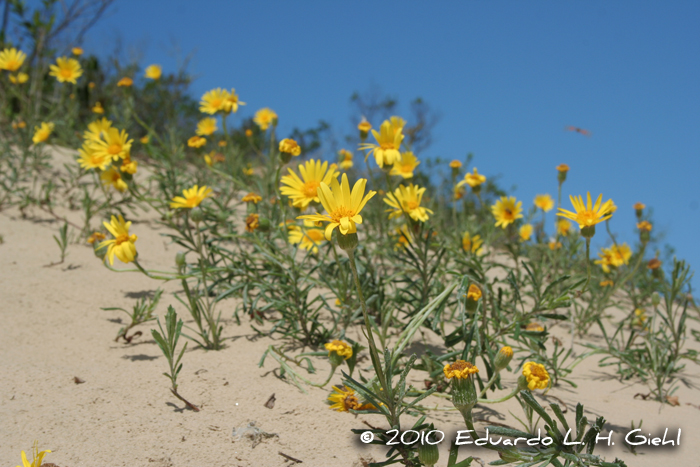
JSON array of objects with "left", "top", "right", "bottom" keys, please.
[
  {"left": 357, "top": 117, "right": 372, "bottom": 134},
  {"left": 384, "top": 184, "right": 433, "bottom": 222},
  {"left": 389, "top": 115, "right": 406, "bottom": 133},
  {"left": 0, "top": 47, "right": 26, "bottom": 71},
  {"left": 83, "top": 118, "right": 113, "bottom": 142},
  {"left": 140, "top": 135, "right": 150, "bottom": 144},
  {"left": 600, "top": 280, "right": 614, "bottom": 287},
  {"left": 594, "top": 243, "right": 632, "bottom": 273},
  {"left": 556, "top": 219, "right": 571, "bottom": 237},
  {"left": 224, "top": 88, "right": 245, "bottom": 113},
  {"left": 170, "top": 185, "right": 213, "bottom": 209},
  {"left": 100, "top": 167, "right": 128, "bottom": 192},
  {"left": 324, "top": 340, "right": 353, "bottom": 360},
  {"left": 16, "top": 440, "right": 51, "bottom": 467},
  {"left": 49, "top": 57, "right": 83, "bottom": 83},
  {"left": 9, "top": 72, "right": 28, "bottom": 84},
  {"left": 243, "top": 164, "right": 254, "bottom": 176},
  {"left": 637, "top": 221, "right": 652, "bottom": 232},
  {"left": 242, "top": 192, "right": 262, "bottom": 204},
  {"left": 245, "top": 213, "right": 260, "bottom": 232},
  {"left": 389, "top": 151, "right": 420, "bottom": 179},
  {"left": 443, "top": 360, "right": 479, "bottom": 380},
  {"left": 359, "top": 120, "right": 404, "bottom": 168},
  {"left": 196, "top": 117, "right": 218, "bottom": 136},
  {"left": 519, "top": 224, "right": 533, "bottom": 242},
  {"left": 72, "top": 47, "right": 84, "bottom": 56},
  {"left": 187, "top": 135, "right": 207, "bottom": 148},
  {"left": 77, "top": 142, "right": 111, "bottom": 170},
  {"left": 289, "top": 223, "right": 326, "bottom": 253},
  {"left": 457, "top": 168, "right": 486, "bottom": 189},
  {"left": 144, "top": 64, "right": 162, "bottom": 80},
  {"left": 328, "top": 385, "right": 373, "bottom": 412},
  {"left": 557, "top": 192, "right": 614, "bottom": 229},
  {"left": 32, "top": 122, "right": 54, "bottom": 144},
  {"left": 97, "top": 215, "right": 138, "bottom": 265},
  {"left": 634, "top": 202, "right": 646, "bottom": 211},
  {"left": 87, "top": 232, "right": 106, "bottom": 244},
  {"left": 534, "top": 194, "right": 554, "bottom": 212},
  {"left": 254, "top": 107, "right": 278, "bottom": 130},
  {"left": 92, "top": 127, "right": 133, "bottom": 160},
  {"left": 298, "top": 173, "right": 376, "bottom": 241},
  {"left": 466, "top": 284, "right": 482, "bottom": 301},
  {"left": 199, "top": 88, "right": 229, "bottom": 114},
  {"left": 522, "top": 362, "right": 550, "bottom": 390},
  {"left": 92, "top": 102, "right": 104, "bottom": 114},
  {"left": 279, "top": 138, "right": 301, "bottom": 156},
  {"left": 462, "top": 232, "right": 484, "bottom": 255},
  {"left": 120, "top": 156, "right": 138, "bottom": 174},
  {"left": 280, "top": 159, "right": 340, "bottom": 209},
  {"left": 491, "top": 196, "right": 523, "bottom": 228},
  {"left": 556, "top": 164, "right": 570, "bottom": 173},
  {"left": 449, "top": 160, "right": 463, "bottom": 169},
  {"left": 338, "top": 149, "right": 353, "bottom": 170},
  {"left": 117, "top": 76, "right": 133, "bottom": 87}
]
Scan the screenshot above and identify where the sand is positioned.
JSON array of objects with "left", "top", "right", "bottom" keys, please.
[{"left": 1, "top": 148, "right": 699, "bottom": 467}]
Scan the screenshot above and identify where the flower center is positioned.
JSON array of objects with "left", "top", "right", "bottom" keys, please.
[
  {"left": 7, "top": 59, "right": 19, "bottom": 70},
  {"left": 380, "top": 143, "right": 395, "bottom": 150},
  {"left": 210, "top": 98, "right": 222, "bottom": 108},
  {"left": 302, "top": 180, "right": 321, "bottom": 198},
  {"left": 407, "top": 201, "right": 419, "bottom": 210},
  {"left": 504, "top": 209, "right": 513, "bottom": 219},
  {"left": 107, "top": 143, "right": 122, "bottom": 155},
  {"left": 60, "top": 68, "right": 73, "bottom": 78},
  {"left": 343, "top": 395, "right": 360, "bottom": 411},
  {"left": 330, "top": 206, "right": 355, "bottom": 223},
  {"left": 115, "top": 234, "right": 129, "bottom": 246},
  {"left": 577, "top": 211, "right": 599, "bottom": 225}
]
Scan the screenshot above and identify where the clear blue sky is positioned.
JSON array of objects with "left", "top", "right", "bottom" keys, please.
[{"left": 83, "top": 1, "right": 700, "bottom": 287}]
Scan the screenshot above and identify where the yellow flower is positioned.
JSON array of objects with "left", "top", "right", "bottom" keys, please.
[
  {"left": 279, "top": 138, "right": 301, "bottom": 156},
  {"left": 449, "top": 160, "right": 462, "bottom": 169},
  {"left": 244, "top": 129, "right": 253, "bottom": 138},
  {"left": 140, "top": 135, "right": 150, "bottom": 144},
  {"left": 637, "top": 221, "right": 652, "bottom": 232},
  {"left": 357, "top": 117, "right": 372, "bottom": 134},
  {"left": 443, "top": 360, "right": 479, "bottom": 379},
  {"left": 204, "top": 151, "right": 224, "bottom": 166},
  {"left": 120, "top": 156, "right": 138, "bottom": 174},
  {"left": 243, "top": 164, "right": 254, "bottom": 176},
  {"left": 634, "top": 308, "right": 648, "bottom": 326},
  {"left": 525, "top": 322, "right": 544, "bottom": 332},
  {"left": 92, "top": 127, "right": 133, "bottom": 160},
  {"left": 453, "top": 185, "right": 465, "bottom": 200},
  {"left": 466, "top": 284, "right": 482, "bottom": 301},
  {"left": 0, "top": 47, "right": 26, "bottom": 71},
  {"left": 556, "top": 163, "right": 569, "bottom": 173},
  {"left": 219, "top": 139, "right": 228, "bottom": 146},
  {"left": 338, "top": 149, "right": 353, "bottom": 170},
  {"left": 83, "top": 118, "right": 113, "bottom": 142},
  {"left": 144, "top": 64, "right": 162, "bottom": 80},
  {"left": 242, "top": 192, "right": 262, "bottom": 204},
  {"left": 324, "top": 340, "right": 353, "bottom": 360},
  {"left": 633, "top": 202, "right": 646, "bottom": 211},
  {"left": 548, "top": 240, "right": 562, "bottom": 250},
  {"left": 245, "top": 213, "right": 260, "bottom": 232},
  {"left": 556, "top": 219, "right": 571, "bottom": 237},
  {"left": 16, "top": 440, "right": 51, "bottom": 467},
  {"left": 519, "top": 224, "right": 533, "bottom": 242},
  {"left": 595, "top": 243, "right": 632, "bottom": 273},
  {"left": 462, "top": 232, "right": 484, "bottom": 255},
  {"left": 298, "top": 173, "right": 376, "bottom": 240},
  {"left": 187, "top": 135, "right": 207, "bottom": 148},
  {"left": 100, "top": 167, "right": 128, "bottom": 192},
  {"left": 522, "top": 362, "right": 550, "bottom": 390},
  {"left": 196, "top": 117, "right": 218, "bottom": 136},
  {"left": 97, "top": 215, "right": 137, "bottom": 265},
  {"left": 392, "top": 225, "right": 414, "bottom": 250},
  {"left": 599, "top": 280, "right": 614, "bottom": 287},
  {"left": 328, "top": 386, "right": 374, "bottom": 412},
  {"left": 534, "top": 194, "right": 554, "bottom": 212},
  {"left": 117, "top": 76, "right": 133, "bottom": 87},
  {"left": 491, "top": 196, "right": 523, "bottom": 228},
  {"left": 224, "top": 88, "right": 245, "bottom": 113},
  {"left": 32, "top": 122, "right": 54, "bottom": 144},
  {"left": 389, "top": 115, "right": 406, "bottom": 133},
  {"left": 49, "top": 57, "right": 82, "bottom": 83},
  {"left": 9, "top": 72, "right": 28, "bottom": 84},
  {"left": 457, "top": 168, "right": 486, "bottom": 189},
  {"left": 389, "top": 151, "right": 420, "bottom": 178},
  {"left": 557, "top": 192, "right": 614, "bottom": 229},
  {"left": 254, "top": 107, "right": 278, "bottom": 130},
  {"left": 72, "top": 47, "right": 84, "bottom": 55},
  {"left": 384, "top": 184, "right": 433, "bottom": 222},
  {"left": 92, "top": 102, "right": 104, "bottom": 114},
  {"left": 280, "top": 159, "right": 340, "bottom": 209},
  {"left": 359, "top": 120, "right": 404, "bottom": 168},
  {"left": 77, "top": 142, "right": 111, "bottom": 170},
  {"left": 199, "top": 88, "right": 229, "bottom": 114},
  {"left": 87, "top": 232, "right": 105, "bottom": 244},
  {"left": 289, "top": 222, "right": 326, "bottom": 253},
  {"left": 170, "top": 185, "right": 213, "bottom": 209}
]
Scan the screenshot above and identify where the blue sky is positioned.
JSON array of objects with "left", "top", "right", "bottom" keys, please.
[{"left": 82, "top": 1, "right": 699, "bottom": 286}]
